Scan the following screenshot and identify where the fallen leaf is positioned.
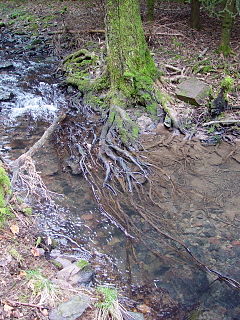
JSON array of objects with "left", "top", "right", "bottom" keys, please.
[
  {"left": 3, "top": 304, "right": 13, "bottom": 315},
  {"left": 137, "top": 304, "right": 151, "bottom": 313},
  {"left": 19, "top": 270, "right": 27, "bottom": 277},
  {"left": 31, "top": 247, "right": 41, "bottom": 257},
  {"left": 10, "top": 224, "right": 19, "bottom": 235}
]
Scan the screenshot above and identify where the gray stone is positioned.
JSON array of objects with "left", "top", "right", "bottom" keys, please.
[
  {"left": 0, "top": 89, "right": 14, "bottom": 102},
  {"left": 56, "top": 263, "right": 94, "bottom": 286},
  {"left": 49, "top": 294, "right": 91, "bottom": 320},
  {"left": 176, "top": 78, "right": 210, "bottom": 106},
  {"left": 57, "top": 264, "right": 80, "bottom": 281},
  {"left": 55, "top": 257, "right": 72, "bottom": 269},
  {"left": 136, "top": 115, "right": 153, "bottom": 133},
  {"left": 126, "top": 311, "right": 145, "bottom": 320}
]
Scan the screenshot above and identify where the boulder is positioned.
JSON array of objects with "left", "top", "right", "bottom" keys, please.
[
  {"left": 49, "top": 294, "right": 91, "bottom": 320},
  {"left": 176, "top": 78, "right": 210, "bottom": 106}
]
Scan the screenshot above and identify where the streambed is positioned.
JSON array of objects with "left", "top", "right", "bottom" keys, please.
[{"left": 1, "top": 29, "right": 240, "bottom": 320}]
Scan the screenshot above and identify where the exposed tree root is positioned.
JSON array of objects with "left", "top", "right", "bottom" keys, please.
[{"left": 11, "top": 113, "right": 66, "bottom": 202}]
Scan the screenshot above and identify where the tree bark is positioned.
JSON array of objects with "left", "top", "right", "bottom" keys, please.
[
  {"left": 218, "top": 0, "right": 236, "bottom": 56},
  {"left": 105, "top": 0, "right": 158, "bottom": 107},
  {"left": 190, "top": 0, "right": 200, "bottom": 29}
]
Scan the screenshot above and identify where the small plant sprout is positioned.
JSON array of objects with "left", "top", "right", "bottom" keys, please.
[
  {"left": 75, "top": 259, "right": 89, "bottom": 269},
  {"left": 95, "top": 286, "right": 126, "bottom": 320},
  {"left": 26, "top": 269, "right": 60, "bottom": 306}
]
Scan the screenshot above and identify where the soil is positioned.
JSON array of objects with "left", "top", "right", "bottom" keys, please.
[{"left": 0, "top": 1, "right": 240, "bottom": 319}]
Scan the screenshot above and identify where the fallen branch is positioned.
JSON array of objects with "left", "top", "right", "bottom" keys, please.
[
  {"left": 5, "top": 300, "right": 47, "bottom": 309},
  {"left": 203, "top": 119, "right": 240, "bottom": 127}
]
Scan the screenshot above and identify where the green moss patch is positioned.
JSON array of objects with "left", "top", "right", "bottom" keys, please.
[{"left": 0, "top": 166, "right": 12, "bottom": 227}]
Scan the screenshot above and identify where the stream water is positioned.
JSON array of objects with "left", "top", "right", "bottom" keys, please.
[{"left": 1, "top": 30, "right": 240, "bottom": 320}]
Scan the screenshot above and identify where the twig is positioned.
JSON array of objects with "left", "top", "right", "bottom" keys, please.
[
  {"left": 164, "top": 64, "right": 182, "bottom": 73},
  {"left": 6, "top": 300, "right": 47, "bottom": 309},
  {"left": 203, "top": 120, "right": 240, "bottom": 127}
]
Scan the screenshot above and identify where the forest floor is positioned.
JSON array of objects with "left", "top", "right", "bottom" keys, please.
[{"left": 0, "top": 0, "right": 240, "bottom": 319}]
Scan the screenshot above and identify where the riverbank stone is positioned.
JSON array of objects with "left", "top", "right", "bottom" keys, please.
[
  {"left": 126, "top": 311, "right": 145, "bottom": 320},
  {"left": 176, "top": 78, "right": 210, "bottom": 106},
  {"left": 49, "top": 294, "right": 91, "bottom": 320},
  {"left": 56, "top": 263, "right": 94, "bottom": 286}
]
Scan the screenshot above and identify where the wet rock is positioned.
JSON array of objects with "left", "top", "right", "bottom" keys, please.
[
  {"left": 176, "top": 78, "right": 210, "bottom": 106},
  {"left": 56, "top": 263, "right": 94, "bottom": 286},
  {"left": 49, "top": 294, "right": 91, "bottom": 320},
  {"left": 126, "top": 311, "right": 145, "bottom": 320},
  {"left": 0, "top": 89, "right": 14, "bottom": 102}
]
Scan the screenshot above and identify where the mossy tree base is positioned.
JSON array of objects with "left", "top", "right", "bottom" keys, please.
[{"left": 62, "top": 0, "right": 165, "bottom": 191}]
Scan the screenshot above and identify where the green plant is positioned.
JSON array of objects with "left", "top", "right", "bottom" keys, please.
[
  {"left": 22, "top": 207, "right": 32, "bottom": 215},
  {"left": 95, "top": 286, "right": 125, "bottom": 320},
  {"left": 207, "top": 126, "right": 215, "bottom": 134},
  {"left": 172, "top": 38, "right": 183, "bottom": 48},
  {"left": 75, "top": 259, "right": 89, "bottom": 269},
  {"left": 26, "top": 269, "right": 60, "bottom": 305},
  {"left": 9, "top": 248, "right": 23, "bottom": 263},
  {"left": 221, "top": 76, "right": 234, "bottom": 93}
]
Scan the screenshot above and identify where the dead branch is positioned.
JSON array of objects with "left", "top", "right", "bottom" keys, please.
[
  {"left": 203, "top": 119, "right": 240, "bottom": 127},
  {"left": 5, "top": 300, "right": 47, "bottom": 309}
]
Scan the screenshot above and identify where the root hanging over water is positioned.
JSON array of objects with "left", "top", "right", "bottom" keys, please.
[{"left": 11, "top": 113, "right": 66, "bottom": 202}]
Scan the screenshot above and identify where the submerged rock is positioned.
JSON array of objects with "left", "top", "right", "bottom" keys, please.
[
  {"left": 49, "top": 294, "right": 91, "bottom": 320},
  {"left": 176, "top": 78, "right": 210, "bottom": 106},
  {"left": 0, "top": 89, "right": 14, "bottom": 102}
]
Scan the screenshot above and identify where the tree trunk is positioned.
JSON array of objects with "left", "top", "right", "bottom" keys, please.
[
  {"left": 106, "top": 0, "right": 159, "bottom": 109},
  {"left": 147, "top": 0, "right": 155, "bottom": 21},
  {"left": 218, "top": 0, "right": 236, "bottom": 56},
  {"left": 190, "top": 0, "right": 200, "bottom": 29}
]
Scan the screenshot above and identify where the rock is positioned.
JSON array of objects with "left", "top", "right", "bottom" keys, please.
[
  {"left": 54, "top": 257, "right": 72, "bottom": 269},
  {"left": 176, "top": 78, "right": 210, "bottom": 106},
  {"left": 0, "top": 62, "right": 14, "bottom": 69},
  {"left": 126, "top": 311, "right": 145, "bottom": 320},
  {"left": 136, "top": 115, "right": 153, "bottom": 133},
  {"left": 0, "top": 89, "right": 14, "bottom": 102},
  {"left": 56, "top": 263, "right": 94, "bottom": 286},
  {"left": 57, "top": 264, "right": 80, "bottom": 281},
  {"left": 49, "top": 294, "right": 91, "bottom": 320}
]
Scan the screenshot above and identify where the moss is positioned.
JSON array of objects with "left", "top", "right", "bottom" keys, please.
[
  {"left": 146, "top": 103, "right": 157, "bottom": 115},
  {"left": 0, "top": 166, "right": 12, "bottom": 227},
  {"left": 221, "top": 76, "right": 234, "bottom": 93}
]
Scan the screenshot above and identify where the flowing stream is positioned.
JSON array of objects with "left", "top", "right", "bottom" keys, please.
[{"left": 1, "top": 30, "right": 240, "bottom": 320}]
